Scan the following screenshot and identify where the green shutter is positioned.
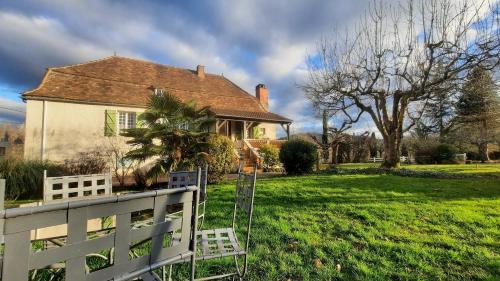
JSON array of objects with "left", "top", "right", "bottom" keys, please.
[{"left": 104, "top": 110, "right": 117, "bottom": 136}]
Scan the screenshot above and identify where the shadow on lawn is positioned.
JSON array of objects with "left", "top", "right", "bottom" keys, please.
[
  {"left": 205, "top": 174, "right": 500, "bottom": 217},
  {"left": 257, "top": 175, "right": 499, "bottom": 206},
  {"left": 198, "top": 174, "right": 500, "bottom": 280}
]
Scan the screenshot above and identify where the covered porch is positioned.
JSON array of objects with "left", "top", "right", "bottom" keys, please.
[{"left": 214, "top": 118, "right": 291, "bottom": 141}]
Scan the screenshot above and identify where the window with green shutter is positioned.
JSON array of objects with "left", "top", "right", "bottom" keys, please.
[{"left": 104, "top": 110, "right": 117, "bottom": 136}]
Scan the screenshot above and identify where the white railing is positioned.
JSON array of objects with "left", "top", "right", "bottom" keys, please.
[
  {"left": 369, "top": 156, "right": 409, "bottom": 163},
  {"left": 43, "top": 171, "right": 112, "bottom": 203},
  {"left": 455, "top": 153, "right": 467, "bottom": 162}
]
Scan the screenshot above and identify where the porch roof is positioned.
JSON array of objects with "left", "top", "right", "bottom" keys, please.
[{"left": 212, "top": 108, "right": 292, "bottom": 124}]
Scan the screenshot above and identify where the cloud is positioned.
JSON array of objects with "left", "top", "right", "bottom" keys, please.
[
  {"left": 4, "top": 0, "right": 489, "bottom": 134},
  {"left": 0, "top": 11, "right": 114, "bottom": 87},
  {"left": 0, "top": 97, "right": 25, "bottom": 123}
]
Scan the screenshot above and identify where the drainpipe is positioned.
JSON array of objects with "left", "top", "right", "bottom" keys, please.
[{"left": 41, "top": 100, "right": 47, "bottom": 160}]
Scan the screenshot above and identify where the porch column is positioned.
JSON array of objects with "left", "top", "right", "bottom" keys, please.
[
  {"left": 243, "top": 121, "right": 247, "bottom": 139},
  {"left": 280, "top": 123, "right": 291, "bottom": 140}
]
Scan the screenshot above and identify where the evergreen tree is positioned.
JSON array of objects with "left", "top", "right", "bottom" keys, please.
[
  {"left": 456, "top": 66, "right": 500, "bottom": 162},
  {"left": 422, "top": 89, "right": 456, "bottom": 141}
]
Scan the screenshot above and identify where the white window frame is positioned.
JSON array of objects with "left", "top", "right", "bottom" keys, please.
[
  {"left": 260, "top": 127, "right": 266, "bottom": 136},
  {"left": 177, "top": 121, "right": 189, "bottom": 130},
  {"left": 118, "top": 111, "right": 136, "bottom": 132}
]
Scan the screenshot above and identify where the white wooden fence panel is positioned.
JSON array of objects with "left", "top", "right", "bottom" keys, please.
[{"left": 44, "top": 171, "right": 112, "bottom": 203}]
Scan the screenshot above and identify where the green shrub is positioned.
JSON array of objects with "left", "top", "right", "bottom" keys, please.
[
  {"left": 0, "top": 158, "right": 65, "bottom": 200},
  {"left": 206, "top": 135, "right": 236, "bottom": 183},
  {"left": 279, "top": 139, "right": 317, "bottom": 175},
  {"left": 415, "top": 142, "right": 459, "bottom": 164},
  {"left": 259, "top": 144, "right": 280, "bottom": 172},
  {"left": 435, "top": 144, "right": 458, "bottom": 164},
  {"left": 489, "top": 151, "right": 500, "bottom": 160}
]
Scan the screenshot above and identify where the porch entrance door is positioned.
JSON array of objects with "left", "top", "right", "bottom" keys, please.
[{"left": 233, "top": 121, "right": 244, "bottom": 140}]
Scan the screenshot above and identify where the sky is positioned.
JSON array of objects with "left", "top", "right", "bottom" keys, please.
[
  {"left": 0, "top": 0, "right": 387, "bottom": 134},
  {"left": 0, "top": 0, "right": 496, "bottom": 135}
]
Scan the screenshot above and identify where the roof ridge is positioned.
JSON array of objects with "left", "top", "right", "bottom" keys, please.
[
  {"left": 50, "top": 56, "right": 116, "bottom": 70},
  {"left": 53, "top": 55, "right": 226, "bottom": 78},
  {"left": 114, "top": 56, "right": 228, "bottom": 79}
]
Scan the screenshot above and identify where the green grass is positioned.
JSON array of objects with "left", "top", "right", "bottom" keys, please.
[
  {"left": 179, "top": 173, "right": 500, "bottom": 280},
  {"left": 335, "top": 163, "right": 500, "bottom": 177}
]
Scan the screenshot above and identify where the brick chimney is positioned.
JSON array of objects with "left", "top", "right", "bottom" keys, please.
[
  {"left": 196, "top": 65, "right": 205, "bottom": 79},
  {"left": 256, "top": 84, "right": 268, "bottom": 109}
]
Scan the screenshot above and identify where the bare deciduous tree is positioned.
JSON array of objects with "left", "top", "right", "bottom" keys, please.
[
  {"left": 104, "top": 138, "right": 137, "bottom": 189},
  {"left": 303, "top": 0, "right": 499, "bottom": 167},
  {"left": 309, "top": 109, "right": 354, "bottom": 164}
]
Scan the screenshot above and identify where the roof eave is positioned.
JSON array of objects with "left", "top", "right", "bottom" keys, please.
[{"left": 212, "top": 113, "right": 292, "bottom": 124}]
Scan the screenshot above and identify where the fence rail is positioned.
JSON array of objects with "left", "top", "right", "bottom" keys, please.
[
  {"left": 368, "top": 156, "right": 409, "bottom": 163},
  {"left": 43, "top": 171, "right": 112, "bottom": 202},
  {"left": 1, "top": 186, "right": 198, "bottom": 281}
]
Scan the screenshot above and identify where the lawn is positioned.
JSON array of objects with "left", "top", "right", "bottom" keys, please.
[
  {"left": 335, "top": 163, "right": 500, "bottom": 177},
  {"left": 174, "top": 172, "right": 500, "bottom": 280}
]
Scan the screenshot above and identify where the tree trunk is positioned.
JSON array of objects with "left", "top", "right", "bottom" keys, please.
[
  {"left": 331, "top": 143, "right": 339, "bottom": 165},
  {"left": 479, "top": 142, "right": 489, "bottom": 163},
  {"left": 381, "top": 134, "right": 401, "bottom": 168},
  {"left": 479, "top": 120, "right": 490, "bottom": 163}
]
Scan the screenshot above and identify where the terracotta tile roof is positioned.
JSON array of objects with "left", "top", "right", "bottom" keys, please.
[{"left": 23, "top": 56, "right": 292, "bottom": 123}]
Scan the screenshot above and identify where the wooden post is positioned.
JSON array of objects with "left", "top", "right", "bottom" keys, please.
[
  {"left": 243, "top": 121, "right": 247, "bottom": 139},
  {"left": 0, "top": 179, "right": 5, "bottom": 244}
]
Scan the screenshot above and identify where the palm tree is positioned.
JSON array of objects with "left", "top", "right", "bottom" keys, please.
[{"left": 122, "top": 89, "right": 214, "bottom": 178}]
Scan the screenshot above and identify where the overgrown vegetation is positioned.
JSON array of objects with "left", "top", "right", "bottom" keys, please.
[
  {"left": 0, "top": 159, "right": 65, "bottom": 200},
  {"left": 205, "top": 135, "right": 236, "bottom": 183},
  {"left": 259, "top": 143, "right": 280, "bottom": 172},
  {"left": 279, "top": 139, "right": 317, "bottom": 175}
]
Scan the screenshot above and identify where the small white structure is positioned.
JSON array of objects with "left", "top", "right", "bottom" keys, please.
[
  {"left": 43, "top": 170, "right": 112, "bottom": 202},
  {"left": 455, "top": 153, "right": 467, "bottom": 162}
]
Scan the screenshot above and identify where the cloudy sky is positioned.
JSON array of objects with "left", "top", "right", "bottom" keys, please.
[
  {"left": 0, "top": 0, "right": 495, "bottom": 134},
  {"left": 0, "top": 0, "right": 389, "bottom": 133}
]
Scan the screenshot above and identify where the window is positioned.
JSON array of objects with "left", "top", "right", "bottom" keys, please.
[
  {"left": 0, "top": 147, "right": 5, "bottom": 156},
  {"left": 118, "top": 112, "right": 136, "bottom": 131},
  {"left": 260, "top": 128, "right": 266, "bottom": 135},
  {"left": 177, "top": 122, "right": 189, "bottom": 130}
]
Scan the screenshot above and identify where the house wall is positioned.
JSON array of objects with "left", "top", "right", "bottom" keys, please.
[
  {"left": 257, "top": 123, "right": 277, "bottom": 139},
  {"left": 24, "top": 100, "right": 280, "bottom": 163},
  {"left": 24, "top": 100, "right": 145, "bottom": 162}
]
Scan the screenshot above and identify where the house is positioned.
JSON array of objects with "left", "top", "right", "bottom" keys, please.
[
  {"left": 22, "top": 56, "right": 292, "bottom": 165},
  {"left": 0, "top": 128, "right": 24, "bottom": 159}
]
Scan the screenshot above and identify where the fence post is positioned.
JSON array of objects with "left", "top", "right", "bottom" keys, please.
[{"left": 0, "top": 178, "right": 5, "bottom": 246}]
